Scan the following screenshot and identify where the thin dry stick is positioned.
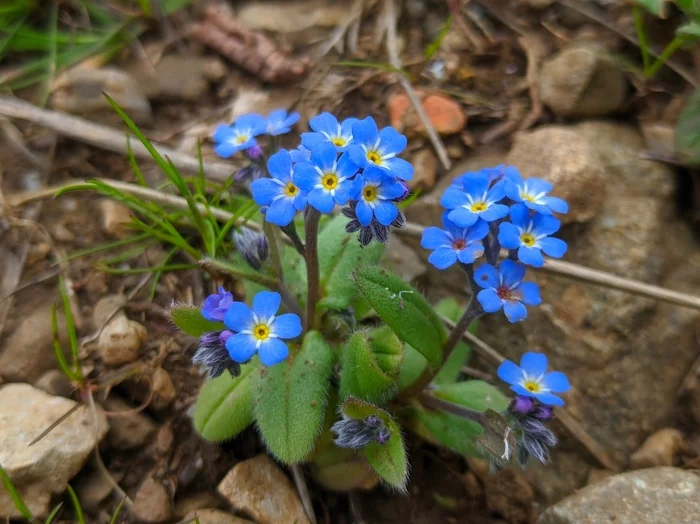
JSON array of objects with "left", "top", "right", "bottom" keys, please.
[
  {"left": 384, "top": 0, "right": 452, "bottom": 171},
  {"left": 291, "top": 465, "right": 318, "bottom": 524},
  {"left": 0, "top": 95, "right": 234, "bottom": 180}
]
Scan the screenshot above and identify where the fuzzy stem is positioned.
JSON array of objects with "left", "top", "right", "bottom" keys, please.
[
  {"left": 418, "top": 392, "right": 485, "bottom": 423},
  {"left": 280, "top": 221, "right": 305, "bottom": 256},
  {"left": 484, "top": 223, "right": 500, "bottom": 265},
  {"left": 304, "top": 208, "right": 321, "bottom": 331}
]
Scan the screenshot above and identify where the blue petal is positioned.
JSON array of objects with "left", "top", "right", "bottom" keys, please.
[
  {"left": 461, "top": 173, "right": 489, "bottom": 198},
  {"left": 486, "top": 182, "right": 506, "bottom": 203},
  {"left": 505, "top": 180, "right": 523, "bottom": 202},
  {"left": 333, "top": 178, "right": 355, "bottom": 206},
  {"left": 224, "top": 302, "right": 255, "bottom": 332},
  {"left": 356, "top": 200, "right": 373, "bottom": 227},
  {"left": 477, "top": 289, "right": 503, "bottom": 312},
  {"left": 271, "top": 313, "right": 302, "bottom": 339},
  {"left": 478, "top": 204, "right": 510, "bottom": 222},
  {"left": 518, "top": 246, "right": 544, "bottom": 267},
  {"left": 524, "top": 201, "right": 552, "bottom": 215},
  {"left": 457, "top": 243, "right": 484, "bottom": 264},
  {"left": 474, "top": 263, "right": 500, "bottom": 289},
  {"left": 235, "top": 114, "right": 267, "bottom": 135},
  {"left": 258, "top": 338, "right": 289, "bottom": 366},
  {"left": 442, "top": 212, "right": 466, "bottom": 239},
  {"left": 292, "top": 164, "right": 319, "bottom": 191},
  {"left": 253, "top": 291, "right": 281, "bottom": 320},
  {"left": 510, "top": 384, "right": 537, "bottom": 398},
  {"left": 503, "top": 301, "right": 528, "bottom": 323},
  {"left": 532, "top": 214, "right": 560, "bottom": 236},
  {"left": 440, "top": 186, "right": 469, "bottom": 209},
  {"left": 374, "top": 200, "right": 398, "bottom": 226},
  {"left": 346, "top": 145, "right": 369, "bottom": 169},
  {"left": 499, "top": 259, "right": 526, "bottom": 287},
  {"left": 382, "top": 179, "right": 409, "bottom": 200},
  {"left": 266, "top": 198, "right": 296, "bottom": 226},
  {"left": 421, "top": 227, "right": 452, "bottom": 249},
  {"left": 465, "top": 219, "right": 489, "bottom": 241},
  {"left": 533, "top": 391, "right": 564, "bottom": 407},
  {"left": 542, "top": 371, "right": 570, "bottom": 393},
  {"left": 212, "top": 124, "right": 234, "bottom": 143},
  {"left": 384, "top": 157, "right": 414, "bottom": 181},
  {"left": 226, "top": 333, "right": 258, "bottom": 363},
  {"left": 447, "top": 207, "right": 479, "bottom": 227},
  {"left": 336, "top": 152, "right": 360, "bottom": 179},
  {"left": 542, "top": 196, "right": 569, "bottom": 214},
  {"left": 282, "top": 112, "right": 300, "bottom": 126},
  {"left": 301, "top": 132, "right": 330, "bottom": 150},
  {"left": 214, "top": 142, "right": 241, "bottom": 158},
  {"left": 310, "top": 112, "right": 340, "bottom": 135},
  {"left": 509, "top": 203, "right": 531, "bottom": 228},
  {"left": 308, "top": 188, "right": 335, "bottom": 213},
  {"left": 525, "top": 177, "right": 553, "bottom": 194},
  {"left": 498, "top": 222, "right": 521, "bottom": 249},
  {"left": 267, "top": 149, "right": 292, "bottom": 181},
  {"left": 251, "top": 178, "right": 282, "bottom": 206},
  {"left": 340, "top": 117, "right": 359, "bottom": 136},
  {"left": 292, "top": 192, "right": 308, "bottom": 211},
  {"left": 520, "top": 352, "right": 548, "bottom": 376},
  {"left": 290, "top": 145, "right": 311, "bottom": 163},
  {"left": 378, "top": 127, "right": 407, "bottom": 155},
  {"left": 428, "top": 247, "right": 458, "bottom": 270},
  {"left": 361, "top": 166, "right": 386, "bottom": 185},
  {"left": 310, "top": 142, "right": 338, "bottom": 171},
  {"left": 351, "top": 117, "right": 379, "bottom": 146},
  {"left": 503, "top": 165, "right": 522, "bottom": 182},
  {"left": 517, "top": 282, "right": 541, "bottom": 306},
  {"left": 496, "top": 359, "right": 523, "bottom": 386},
  {"left": 539, "top": 237, "right": 567, "bottom": 258}
]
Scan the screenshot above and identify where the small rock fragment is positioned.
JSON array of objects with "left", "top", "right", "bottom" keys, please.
[
  {"left": 92, "top": 294, "right": 127, "bottom": 328},
  {"left": 103, "top": 396, "right": 156, "bottom": 450},
  {"left": 640, "top": 122, "right": 676, "bottom": 158},
  {"left": 185, "top": 508, "right": 253, "bottom": 524},
  {"left": 409, "top": 149, "right": 438, "bottom": 191},
  {"left": 34, "top": 369, "right": 74, "bottom": 398},
  {"left": 217, "top": 455, "right": 310, "bottom": 524},
  {"left": 74, "top": 468, "right": 117, "bottom": 511},
  {"left": 97, "top": 312, "right": 147, "bottom": 366},
  {"left": 174, "top": 492, "right": 226, "bottom": 519},
  {"left": 630, "top": 428, "right": 686, "bottom": 469},
  {"left": 586, "top": 468, "right": 614, "bottom": 485},
  {"left": 389, "top": 92, "right": 466, "bottom": 135},
  {"left": 237, "top": 0, "right": 351, "bottom": 33},
  {"left": 99, "top": 200, "right": 133, "bottom": 239},
  {"left": 151, "top": 368, "right": 177, "bottom": 411},
  {"left": 132, "top": 477, "right": 174, "bottom": 523}
]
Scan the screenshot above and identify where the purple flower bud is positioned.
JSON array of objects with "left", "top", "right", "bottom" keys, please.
[
  {"left": 531, "top": 405, "right": 554, "bottom": 421},
  {"left": 332, "top": 417, "right": 376, "bottom": 450},
  {"left": 364, "top": 415, "right": 381, "bottom": 429},
  {"left": 234, "top": 164, "right": 264, "bottom": 183},
  {"left": 193, "top": 330, "right": 240, "bottom": 378},
  {"left": 219, "top": 329, "right": 234, "bottom": 344},
  {"left": 233, "top": 228, "right": 269, "bottom": 271},
  {"left": 201, "top": 286, "right": 234, "bottom": 321},
  {"left": 393, "top": 180, "right": 410, "bottom": 202},
  {"left": 376, "top": 427, "right": 391, "bottom": 445},
  {"left": 246, "top": 144, "right": 263, "bottom": 160},
  {"left": 511, "top": 396, "right": 534, "bottom": 415}
]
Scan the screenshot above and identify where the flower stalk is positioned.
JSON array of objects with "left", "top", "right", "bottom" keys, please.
[{"left": 304, "top": 208, "right": 321, "bottom": 330}]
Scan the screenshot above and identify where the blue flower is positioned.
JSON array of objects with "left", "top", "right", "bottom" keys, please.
[
  {"left": 251, "top": 150, "right": 307, "bottom": 226},
  {"left": 201, "top": 286, "right": 234, "bottom": 321},
  {"left": 301, "top": 113, "right": 359, "bottom": 152},
  {"left": 352, "top": 167, "right": 406, "bottom": 226},
  {"left": 440, "top": 172, "right": 510, "bottom": 227},
  {"left": 212, "top": 114, "right": 267, "bottom": 158},
  {"left": 504, "top": 174, "right": 568, "bottom": 215},
  {"left": 346, "top": 117, "right": 414, "bottom": 181},
  {"left": 497, "top": 352, "right": 570, "bottom": 407},
  {"left": 421, "top": 215, "right": 489, "bottom": 269},
  {"left": 223, "top": 291, "right": 302, "bottom": 366},
  {"left": 293, "top": 142, "right": 359, "bottom": 213},
  {"left": 474, "top": 260, "right": 541, "bottom": 323},
  {"left": 453, "top": 165, "right": 521, "bottom": 188},
  {"left": 498, "top": 204, "right": 568, "bottom": 267},
  {"left": 289, "top": 144, "right": 311, "bottom": 163},
  {"left": 265, "top": 109, "right": 300, "bottom": 136}
]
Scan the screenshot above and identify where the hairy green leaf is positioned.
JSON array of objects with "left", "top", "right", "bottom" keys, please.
[
  {"left": 398, "top": 343, "right": 428, "bottom": 390},
  {"left": 405, "top": 404, "right": 483, "bottom": 457},
  {"left": 193, "top": 360, "right": 258, "bottom": 441},
  {"left": 353, "top": 266, "right": 445, "bottom": 368},
  {"left": 254, "top": 331, "right": 335, "bottom": 464},
  {"left": 432, "top": 380, "right": 510, "bottom": 413},
  {"left": 677, "top": 21, "right": 700, "bottom": 39},
  {"left": 635, "top": 0, "right": 669, "bottom": 17},
  {"left": 171, "top": 305, "right": 224, "bottom": 337}
]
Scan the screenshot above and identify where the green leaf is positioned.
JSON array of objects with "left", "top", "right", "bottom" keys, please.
[
  {"left": 432, "top": 380, "right": 510, "bottom": 413},
  {"left": 353, "top": 266, "right": 445, "bottom": 368},
  {"left": 339, "top": 327, "right": 403, "bottom": 403},
  {"left": 398, "top": 343, "right": 428, "bottom": 390},
  {"left": 342, "top": 398, "right": 408, "bottom": 491},
  {"left": 170, "top": 305, "right": 224, "bottom": 337},
  {"left": 317, "top": 215, "right": 384, "bottom": 310},
  {"left": 404, "top": 404, "right": 483, "bottom": 457},
  {"left": 635, "top": 0, "right": 669, "bottom": 17},
  {"left": 477, "top": 409, "right": 517, "bottom": 465},
  {"left": 432, "top": 298, "right": 475, "bottom": 386},
  {"left": 194, "top": 360, "right": 258, "bottom": 441},
  {"left": 677, "top": 21, "right": 700, "bottom": 39},
  {"left": 675, "top": 89, "right": 700, "bottom": 166},
  {"left": 254, "top": 331, "right": 335, "bottom": 464}
]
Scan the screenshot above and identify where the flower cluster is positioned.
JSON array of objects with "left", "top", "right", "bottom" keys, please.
[
  {"left": 212, "top": 109, "right": 300, "bottom": 158},
  {"left": 214, "top": 111, "right": 412, "bottom": 246},
  {"left": 193, "top": 289, "right": 302, "bottom": 376},
  {"left": 421, "top": 166, "right": 568, "bottom": 323}
]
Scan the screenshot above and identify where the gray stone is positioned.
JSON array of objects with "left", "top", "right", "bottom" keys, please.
[
  {"left": 97, "top": 312, "right": 146, "bottom": 366},
  {"left": 630, "top": 428, "right": 686, "bottom": 470},
  {"left": 538, "top": 468, "right": 700, "bottom": 524},
  {"left": 103, "top": 396, "right": 156, "bottom": 450},
  {"left": 150, "top": 368, "right": 177, "bottom": 411},
  {"left": 131, "top": 476, "right": 174, "bottom": 523},
  {"left": 34, "top": 369, "right": 73, "bottom": 397},
  {"left": 0, "top": 384, "right": 108, "bottom": 518}
]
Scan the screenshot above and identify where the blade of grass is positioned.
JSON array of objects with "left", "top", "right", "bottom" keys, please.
[
  {"left": 99, "top": 243, "right": 154, "bottom": 266},
  {"left": 96, "top": 262, "right": 198, "bottom": 275},
  {"left": 45, "top": 502, "right": 65, "bottom": 524},
  {"left": 214, "top": 199, "right": 257, "bottom": 250},
  {"left": 647, "top": 34, "right": 688, "bottom": 78},
  {"left": 633, "top": 7, "right": 651, "bottom": 73},
  {"left": 59, "top": 277, "right": 82, "bottom": 382},
  {"left": 110, "top": 498, "right": 127, "bottom": 524},
  {"left": 59, "top": 233, "right": 151, "bottom": 263},
  {"left": 0, "top": 12, "right": 29, "bottom": 62},
  {"left": 66, "top": 485, "right": 85, "bottom": 524},
  {"left": 201, "top": 257, "right": 279, "bottom": 288},
  {"left": 127, "top": 135, "right": 147, "bottom": 186},
  {"left": 148, "top": 246, "right": 178, "bottom": 301},
  {"left": 36, "top": 1, "right": 59, "bottom": 108},
  {"left": 0, "top": 466, "right": 34, "bottom": 522},
  {"left": 52, "top": 303, "right": 79, "bottom": 383},
  {"left": 424, "top": 15, "right": 452, "bottom": 59}
]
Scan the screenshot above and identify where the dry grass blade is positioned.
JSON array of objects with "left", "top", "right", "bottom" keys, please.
[
  {"left": 291, "top": 465, "right": 317, "bottom": 524},
  {"left": 28, "top": 403, "right": 83, "bottom": 447}
]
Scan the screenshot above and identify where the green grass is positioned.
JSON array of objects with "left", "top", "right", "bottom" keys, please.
[{"left": 0, "top": 465, "right": 34, "bottom": 521}]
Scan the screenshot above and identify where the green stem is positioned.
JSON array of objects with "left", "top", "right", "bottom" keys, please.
[
  {"left": 304, "top": 209, "right": 321, "bottom": 331},
  {"left": 633, "top": 6, "right": 651, "bottom": 73},
  {"left": 280, "top": 221, "right": 306, "bottom": 256},
  {"left": 646, "top": 35, "right": 686, "bottom": 78},
  {"left": 201, "top": 257, "right": 279, "bottom": 289},
  {"left": 418, "top": 392, "right": 485, "bottom": 424},
  {"left": 264, "top": 222, "right": 303, "bottom": 318}
]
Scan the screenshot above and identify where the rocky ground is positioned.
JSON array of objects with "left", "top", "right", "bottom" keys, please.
[{"left": 1, "top": 0, "right": 699, "bottom": 523}]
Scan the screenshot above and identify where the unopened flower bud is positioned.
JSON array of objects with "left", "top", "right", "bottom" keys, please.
[
  {"left": 510, "top": 396, "right": 534, "bottom": 415},
  {"left": 364, "top": 415, "right": 381, "bottom": 429},
  {"left": 193, "top": 330, "right": 240, "bottom": 378},
  {"left": 233, "top": 228, "right": 269, "bottom": 270},
  {"left": 234, "top": 164, "right": 264, "bottom": 183},
  {"left": 376, "top": 427, "right": 391, "bottom": 445},
  {"left": 531, "top": 405, "right": 554, "bottom": 421},
  {"left": 332, "top": 417, "right": 376, "bottom": 450},
  {"left": 246, "top": 144, "right": 263, "bottom": 160}
]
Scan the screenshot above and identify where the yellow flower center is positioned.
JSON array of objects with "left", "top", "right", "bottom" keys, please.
[
  {"left": 363, "top": 186, "right": 378, "bottom": 202},
  {"left": 367, "top": 151, "right": 381, "bottom": 165},
  {"left": 523, "top": 380, "right": 541, "bottom": 393},
  {"left": 253, "top": 324, "right": 270, "bottom": 341},
  {"left": 332, "top": 137, "right": 346, "bottom": 147},
  {"left": 284, "top": 183, "right": 298, "bottom": 197},
  {"left": 322, "top": 173, "right": 339, "bottom": 190},
  {"left": 521, "top": 193, "right": 536, "bottom": 203},
  {"left": 235, "top": 134, "right": 249, "bottom": 145},
  {"left": 521, "top": 233, "right": 535, "bottom": 247},
  {"left": 470, "top": 202, "right": 487, "bottom": 213}
]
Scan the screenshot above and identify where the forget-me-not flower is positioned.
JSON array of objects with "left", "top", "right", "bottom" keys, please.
[
  {"left": 474, "top": 260, "right": 541, "bottom": 323},
  {"left": 201, "top": 286, "right": 234, "bottom": 321},
  {"left": 421, "top": 215, "right": 489, "bottom": 269},
  {"left": 251, "top": 149, "right": 307, "bottom": 226},
  {"left": 301, "top": 113, "right": 359, "bottom": 152},
  {"left": 504, "top": 174, "right": 568, "bottom": 215},
  {"left": 352, "top": 167, "right": 406, "bottom": 226},
  {"left": 498, "top": 204, "right": 567, "bottom": 267},
  {"left": 440, "top": 171, "right": 510, "bottom": 227},
  {"left": 346, "top": 117, "right": 414, "bottom": 181},
  {"left": 265, "top": 109, "right": 300, "bottom": 136},
  {"left": 212, "top": 114, "right": 267, "bottom": 158},
  {"left": 289, "top": 144, "right": 311, "bottom": 163},
  {"left": 223, "top": 291, "right": 302, "bottom": 366},
  {"left": 497, "top": 352, "right": 570, "bottom": 407},
  {"left": 453, "top": 165, "right": 520, "bottom": 188},
  {"left": 293, "top": 142, "right": 358, "bottom": 213}
]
